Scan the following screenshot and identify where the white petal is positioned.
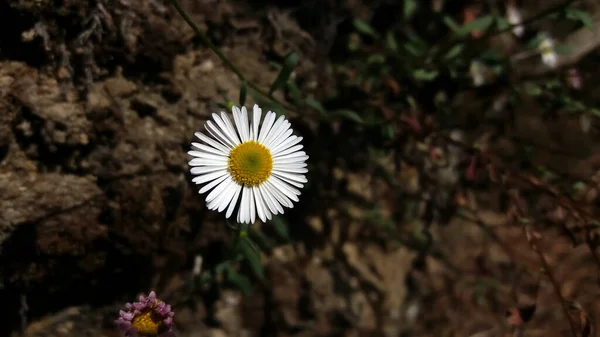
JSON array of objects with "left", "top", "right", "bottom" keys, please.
[
  {"left": 259, "top": 184, "right": 282, "bottom": 215},
  {"left": 273, "top": 151, "right": 307, "bottom": 160},
  {"left": 226, "top": 184, "right": 242, "bottom": 218},
  {"left": 213, "top": 113, "right": 241, "bottom": 146},
  {"left": 273, "top": 167, "right": 308, "bottom": 174},
  {"left": 188, "top": 151, "right": 228, "bottom": 162},
  {"left": 274, "top": 162, "right": 307, "bottom": 169},
  {"left": 272, "top": 171, "right": 305, "bottom": 188},
  {"left": 262, "top": 115, "right": 286, "bottom": 146},
  {"left": 264, "top": 179, "right": 294, "bottom": 208},
  {"left": 270, "top": 175, "right": 302, "bottom": 197},
  {"left": 206, "top": 120, "right": 235, "bottom": 148},
  {"left": 190, "top": 159, "right": 227, "bottom": 167},
  {"left": 218, "top": 183, "right": 237, "bottom": 212},
  {"left": 264, "top": 119, "right": 290, "bottom": 148},
  {"left": 207, "top": 177, "right": 235, "bottom": 211},
  {"left": 273, "top": 144, "right": 304, "bottom": 158},
  {"left": 258, "top": 112, "right": 276, "bottom": 143},
  {"left": 190, "top": 165, "right": 227, "bottom": 175},
  {"left": 195, "top": 170, "right": 230, "bottom": 186},
  {"left": 271, "top": 135, "right": 302, "bottom": 155},
  {"left": 194, "top": 132, "right": 231, "bottom": 153},
  {"left": 252, "top": 104, "right": 262, "bottom": 141},
  {"left": 197, "top": 129, "right": 228, "bottom": 150},
  {"left": 241, "top": 106, "right": 251, "bottom": 142},
  {"left": 266, "top": 128, "right": 293, "bottom": 150},
  {"left": 189, "top": 144, "right": 228, "bottom": 156},
  {"left": 199, "top": 173, "right": 229, "bottom": 194},
  {"left": 253, "top": 186, "right": 267, "bottom": 222},
  {"left": 232, "top": 106, "right": 247, "bottom": 143},
  {"left": 220, "top": 112, "right": 240, "bottom": 146},
  {"left": 238, "top": 186, "right": 250, "bottom": 223},
  {"left": 248, "top": 186, "right": 256, "bottom": 224},
  {"left": 273, "top": 155, "right": 309, "bottom": 165},
  {"left": 206, "top": 175, "right": 234, "bottom": 202},
  {"left": 189, "top": 156, "right": 228, "bottom": 166}
]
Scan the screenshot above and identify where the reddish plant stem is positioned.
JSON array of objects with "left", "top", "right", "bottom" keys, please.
[{"left": 511, "top": 193, "right": 579, "bottom": 337}]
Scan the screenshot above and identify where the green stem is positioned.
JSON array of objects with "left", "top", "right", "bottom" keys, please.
[{"left": 169, "top": 0, "right": 294, "bottom": 111}]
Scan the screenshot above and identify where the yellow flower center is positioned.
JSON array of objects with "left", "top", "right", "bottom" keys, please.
[
  {"left": 131, "top": 307, "right": 167, "bottom": 336},
  {"left": 228, "top": 141, "right": 273, "bottom": 186}
]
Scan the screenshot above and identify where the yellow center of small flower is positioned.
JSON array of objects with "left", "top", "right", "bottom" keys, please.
[
  {"left": 228, "top": 141, "right": 273, "bottom": 186},
  {"left": 131, "top": 306, "right": 167, "bottom": 336}
]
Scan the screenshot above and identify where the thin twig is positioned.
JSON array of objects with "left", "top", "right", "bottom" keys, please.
[
  {"left": 440, "top": 135, "right": 600, "bottom": 223},
  {"left": 487, "top": 0, "right": 579, "bottom": 39},
  {"left": 528, "top": 230, "right": 579, "bottom": 337},
  {"left": 168, "top": 0, "right": 296, "bottom": 112},
  {"left": 511, "top": 194, "right": 579, "bottom": 337}
]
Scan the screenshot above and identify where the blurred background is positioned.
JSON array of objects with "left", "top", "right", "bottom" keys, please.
[{"left": 1, "top": 0, "right": 600, "bottom": 336}]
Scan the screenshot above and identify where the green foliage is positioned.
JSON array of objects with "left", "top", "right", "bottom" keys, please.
[
  {"left": 403, "top": 0, "right": 417, "bottom": 19},
  {"left": 269, "top": 53, "right": 299, "bottom": 96},
  {"left": 239, "top": 80, "right": 247, "bottom": 106},
  {"left": 271, "top": 216, "right": 290, "bottom": 241},
  {"left": 171, "top": 0, "right": 600, "bottom": 315},
  {"left": 455, "top": 15, "right": 494, "bottom": 37},
  {"left": 225, "top": 265, "right": 254, "bottom": 295},
  {"left": 565, "top": 8, "right": 594, "bottom": 29},
  {"left": 353, "top": 19, "right": 378, "bottom": 37},
  {"left": 234, "top": 230, "right": 265, "bottom": 279}
]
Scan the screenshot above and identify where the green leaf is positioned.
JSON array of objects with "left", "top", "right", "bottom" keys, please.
[
  {"left": 271, "top": 216, "right": 290, "bottom": 240},
  {"left": 495, "top": 16, "right": 510, "bottom": 30},
  {"left": 479, "top": 49, "right": 502, "bottom": 62},
  {"left": 386, "top": 31, "right": 398, "bottom": 51},
  {"left": 197, "top": 270, "right": 213, "bottom": 284},
  {"left": 225, "top": 266, "right": 253, "bottom": 295},
  {"left": 249, "top": 91, "right": 285, "bottom": 116},
  {"left": 444, "top": 44, "right": 464, "bottom": 60},
  {"left": 443, "top": 15, "right": 461, "bottom": 33},
  {"left": 237, "top": 236, "right": 264, "bottom": 279},
  {"left": 353, "top": 19, "right": 377, "bottom": 37},
  {"left": 382, "top": 124, "right": 394, "bottom": 139},
  {"left": 522, "top": 83, "right": 543, "bottom": 96},
  {"left": 248, "top": 227, "right": 271, "bottom": 250},
  {"left": 239, "top": 80, "right": 247, "bottom": 106},
  {"left": 334, "top": 109, "right": 364, "bottom": 123},
  {"left": 220, "top": 92, "right": 231, "bottom": 104},
  {"left": 404, "top": 0, "right": 417, "bottom": 19},
  {"left": 214, "top": 259, "right": 234, "bottom": 275},
  {"left": 456, "top": 15, "right": 494, "bottom": 37},
  {"left": 404, "top": 42, "right": 423, "bottom": 56},
  {"left": 526, "top": 35, "right": 544, "bottom": 49},
  {"left": 566, "top": 8, "right": 593, "bottom": 29},
  {"left": 305, "top": 98, "right": 327, "bottom": 117},
  {"left": 269, "top": 53, "right": 299, "bottom": 96},
  {"left": 413, "top": 69, "right": 438, "bottom": 81},
  {"left": 286, "top": 81, "right": 302, "bottom": 107},
  {"left": 554, "top": 44, "right": 573, "bottom": 54},
  {"left": 571, "top": 181, "right": 585, "bottom": 192},
  {"left": 367, "top": 54, "right": 386, "bottom": 64}
]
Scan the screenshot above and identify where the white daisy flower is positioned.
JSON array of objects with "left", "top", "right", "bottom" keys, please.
[
  {"left": 539, "top": 35, "right": 558, "bottom": 69},
  {"left": 188, "top": 104, "right": 308, "bottom": 224},
  {"left": 506, "top": 3, "right": 524, "bottom": 37},
  {"left": 469, "top": 60, "right": 487, "bottom": 87}
]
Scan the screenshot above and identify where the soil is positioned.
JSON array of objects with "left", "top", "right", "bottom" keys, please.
[{"left": 1, "top": 1, "right": 599, "bottom": 337}]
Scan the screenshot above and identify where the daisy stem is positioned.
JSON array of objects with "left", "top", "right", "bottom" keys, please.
[{"left": 169, "top": 0, "right": 295, "bottom": 111}]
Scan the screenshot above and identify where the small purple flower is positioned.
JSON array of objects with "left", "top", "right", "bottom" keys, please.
[{"left": 115, "top": 291, "right": 175, "bottom": 337}]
